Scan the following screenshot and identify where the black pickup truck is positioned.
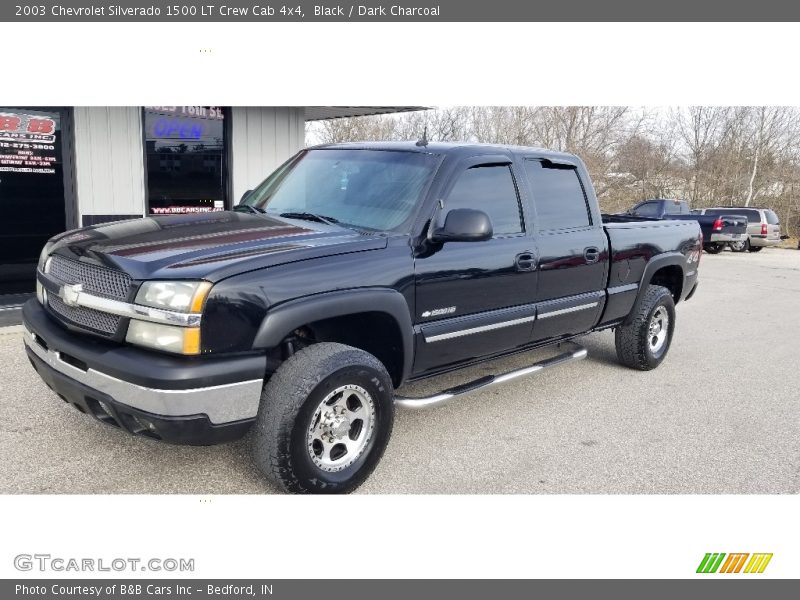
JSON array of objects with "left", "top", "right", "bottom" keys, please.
[
  {"left": 23, "top": 142, "right": 701, "bottom": 494},
  {"left": 626, "top": 198, "right": 748, "bottom": 254}
]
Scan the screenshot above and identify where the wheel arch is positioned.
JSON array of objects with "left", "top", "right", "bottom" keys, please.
[
  {"left": 252, "top": 288, "right": 414, "bottom": 387},
  {"left": 624, "top": 253, "right": 685, "bottom": 325}
]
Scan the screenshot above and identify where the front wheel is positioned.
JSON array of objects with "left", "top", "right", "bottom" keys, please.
[
  {"left": 252, "top": 342, "right": 395, "bottom": 494},
  {"left": 729, "top": 239, "right": 749, "bottom": 252},
  {"left": 615, "top": 285, "right": 676, "bottom": 371},
  {"left": 703, "top": 243, "right": 724, "bottom": 254}
]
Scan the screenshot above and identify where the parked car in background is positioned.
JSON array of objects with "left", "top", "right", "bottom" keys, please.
[
  {"left": 625, "top": 199, "right": 747, "bottom": 254},
  {"left": 693, "top": 207, "right": 785, "bottom": 252}
]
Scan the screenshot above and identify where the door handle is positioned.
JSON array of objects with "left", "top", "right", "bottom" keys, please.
[
  {"left": 515, "top": 252, "right": 537, "bottom": 272},
  {"left": 583, "top": 246, "right": 600, "bottom": 264}
]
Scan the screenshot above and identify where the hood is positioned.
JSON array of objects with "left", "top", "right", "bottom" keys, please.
[{"left": 49, "top": 211, "right": 387, "bottom": 281}]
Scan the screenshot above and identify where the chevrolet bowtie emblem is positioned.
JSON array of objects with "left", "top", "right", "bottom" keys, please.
[{"left": 61, "top": 283, "right": 83, "bottom": 307}]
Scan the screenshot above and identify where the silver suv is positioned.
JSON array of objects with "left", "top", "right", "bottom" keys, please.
[{"left": 695, "top": 207, "right": 783, "bottom": 252}]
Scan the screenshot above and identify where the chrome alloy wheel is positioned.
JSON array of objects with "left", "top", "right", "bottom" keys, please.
[
  {"left": 730, "top": 240, "right": 747, "bottom": 252},
  {"left": 306, "top": 384, "right": 376, "bottom": 472},
  {"left": 648, "top": 306, "right": 669, "bottom": 354}
]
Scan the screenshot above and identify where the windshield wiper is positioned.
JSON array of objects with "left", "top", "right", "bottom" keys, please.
[
  {"left": 278, "top": 211, "right": 340, "bottom": 226},
  {"left": 233, "top": 204, "right": 266, "bottom": 214}
]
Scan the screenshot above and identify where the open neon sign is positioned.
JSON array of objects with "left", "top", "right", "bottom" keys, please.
[{"left": 152, "top": 117, "right": 205, "bottom": 140}]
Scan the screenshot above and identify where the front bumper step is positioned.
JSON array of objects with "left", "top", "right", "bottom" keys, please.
[{"left": 395, "top": 343, "right": 588, "bottom": 409}]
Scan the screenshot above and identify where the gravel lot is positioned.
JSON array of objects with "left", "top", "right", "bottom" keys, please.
[{"left": 1, "top": 249, "right": 798, "bottom": 494}]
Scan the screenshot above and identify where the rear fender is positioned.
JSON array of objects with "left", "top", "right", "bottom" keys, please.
[{"left": 624, "top": 252, "right": 686, "bottom": 325}]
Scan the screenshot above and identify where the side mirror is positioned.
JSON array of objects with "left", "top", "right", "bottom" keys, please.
[
  {"left": 239, "top": 189, "right": 254, "bottom": 204},
  {"left": 432, "top": 208, "right": 493, "bottom": 243}
]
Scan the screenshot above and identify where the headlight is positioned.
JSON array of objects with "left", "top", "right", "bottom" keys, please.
[
  {"left": 126, "top": 321, "right": 201, "bottom": 355},
  {"left": 37, "top": 242, "right": 53, "bottom": 272},
  {"left": 135, "top": 280, "right": 212, "bottom": 312},
  {"left": 127, "top": 280, "right": 211, "bottom": 354}
]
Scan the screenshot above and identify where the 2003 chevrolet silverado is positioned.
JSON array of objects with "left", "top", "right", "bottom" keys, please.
[{"left": 23, "top": 142, "right": 701, "bottom": 493}]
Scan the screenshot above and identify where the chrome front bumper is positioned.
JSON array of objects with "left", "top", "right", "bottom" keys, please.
[{"left": 23, "top": 328, "right": 263, "bottom": 425}]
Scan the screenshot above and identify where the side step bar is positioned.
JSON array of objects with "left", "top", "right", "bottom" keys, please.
[{"left": 395, "top": 344, "right": 588, "bottom": 409}]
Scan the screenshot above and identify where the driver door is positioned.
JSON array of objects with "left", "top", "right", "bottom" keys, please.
[{"left": 412, "top": 157, "right": 538, "bottom": 376}]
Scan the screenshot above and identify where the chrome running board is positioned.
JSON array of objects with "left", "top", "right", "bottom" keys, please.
[{"left": 395, "top": 343, "right": 588, "bottom": 409}]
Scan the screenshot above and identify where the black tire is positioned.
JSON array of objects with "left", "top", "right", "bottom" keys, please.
[
  {"left": 703, "top": 243, "right": 723, "bottom": 254},
  {"left": 252, "top": 342, "right": 394, "bottom": 494},
  {"left": 748, "top": 245, "right": 763, "bottom": 253},
  {"left": 615, "top": 285, "right": 676, "bottom": 371},
  {"left": 729, "top": 239, "right": 749, "bottom": 252}
]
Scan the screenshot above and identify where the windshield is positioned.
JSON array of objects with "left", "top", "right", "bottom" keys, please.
[{"left": 242, "top": 149, "right": 439, "bottom": 231}]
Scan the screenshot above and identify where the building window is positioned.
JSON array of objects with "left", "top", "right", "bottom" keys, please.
[
  {"left": 0, "top": 108, "right": 69, "bottom": 295},
  {"left": 143, "top": 107, "right": 227, "bottom": 215}
]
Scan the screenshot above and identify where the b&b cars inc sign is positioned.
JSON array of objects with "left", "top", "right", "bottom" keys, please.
[{"left": 0, "top": 112, "right": 59, "bottom": 175}]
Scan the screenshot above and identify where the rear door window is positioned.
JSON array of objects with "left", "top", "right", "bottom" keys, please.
[
  {"left": 524, "top": 160, "right": 592, "bottom": 230},
  {"left": 663, "top": 201, "right": 689, "bottom": 215}
]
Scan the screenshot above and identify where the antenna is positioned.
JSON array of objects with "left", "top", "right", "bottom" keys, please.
[{"left": 416, "top": 126, "right": 429, "bottom": 147}]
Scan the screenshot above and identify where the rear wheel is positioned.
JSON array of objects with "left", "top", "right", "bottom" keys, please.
[
  {"left": 748, "top": 245, "right": 763, "bottom": 253},
  {"left": 729, "top": 239, "right": 749, "bottom": 252},
  {"left": 615, "top": 285, "right": 676, "bottom": 371},
  {"left": 703, "top": 243, "right": 724, "bottom": 254},
  {"left": 251, "top": 342, "right": 394, "bottom": 494}
]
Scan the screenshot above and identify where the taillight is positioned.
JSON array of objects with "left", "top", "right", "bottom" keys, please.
[
  {"left": 761, "top": 223, "right": 768, "bottom": 235},
  {"left": 712, "top": 218, "right": 724, "bottom": 232}
]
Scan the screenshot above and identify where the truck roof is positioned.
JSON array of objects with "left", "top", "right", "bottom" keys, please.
[{"left": 309, "top": 140, "right": 579, "bottom": 162}]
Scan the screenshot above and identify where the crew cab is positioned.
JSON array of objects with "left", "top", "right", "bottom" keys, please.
[
  {"left": 626, "top": 198, "right": 748, "bottom": 254},
  {"left": 23, "top": 142, "right": 702, "bottom": 494}
]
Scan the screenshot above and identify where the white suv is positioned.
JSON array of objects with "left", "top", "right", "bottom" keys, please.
[{"left": 696, "top": 207, "right": 784, "bottom": 252}]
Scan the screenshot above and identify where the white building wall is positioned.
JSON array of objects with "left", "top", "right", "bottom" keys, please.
[
  {"left": 72, "top": 107, "right": 305, "bottom": 224},
  {"left": 73, "top": 107, "right": 146, "bottom": 225},
  {"left": 230, "top": 107, "right": 306, "bottom": 204}
]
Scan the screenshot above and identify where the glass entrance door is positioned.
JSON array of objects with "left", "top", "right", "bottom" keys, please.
[
  {"left": 0, "top": 108, "right": 68, "bottom": 296},
  {"left": 143, "top": 107, "right": 228, "bottom": 215}
]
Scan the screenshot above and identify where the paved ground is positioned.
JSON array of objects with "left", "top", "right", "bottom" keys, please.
[{"left": 1, "top": 249, "right": 798, "bottom": 494}]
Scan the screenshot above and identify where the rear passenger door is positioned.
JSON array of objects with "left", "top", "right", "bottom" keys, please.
[{"left": 522, "top": 159, "right": 609, "bottom": 342}]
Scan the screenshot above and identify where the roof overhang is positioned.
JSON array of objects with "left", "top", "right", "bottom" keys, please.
[{"left": 304, "top": 106, "right": 428, "bottom": 121}]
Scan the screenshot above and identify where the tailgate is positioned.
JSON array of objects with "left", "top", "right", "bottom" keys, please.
[{"left": 718, "top": 215, "right": 748, "bottom": 235}]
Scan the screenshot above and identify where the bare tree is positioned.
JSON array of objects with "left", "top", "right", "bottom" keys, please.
[{"left": 307, "top": 106, "right": 800, "bottom": 237}]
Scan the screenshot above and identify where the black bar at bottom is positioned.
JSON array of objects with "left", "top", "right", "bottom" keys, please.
[{"left": 2, "top": 580, "right": 799, "bottom": 600}]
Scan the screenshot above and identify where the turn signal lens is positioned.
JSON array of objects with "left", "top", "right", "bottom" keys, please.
[
  {"left": 189, "top": 281, "right": 213, "bottom": 313},
  {"left": 182, "top": 327, "right": 201, "bottom": 355}
]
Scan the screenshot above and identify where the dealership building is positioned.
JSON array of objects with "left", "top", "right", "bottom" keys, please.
[{"left": 0, "top": 106, "right": 417, "bottom": 299}]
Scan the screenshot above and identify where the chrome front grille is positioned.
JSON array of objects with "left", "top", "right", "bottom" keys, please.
[
  {"left": 48, "top": 255, "right": 131, "bottom": 301},
  {"left": 48, "top": 294, "right": 121, "bottom": 335}
]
